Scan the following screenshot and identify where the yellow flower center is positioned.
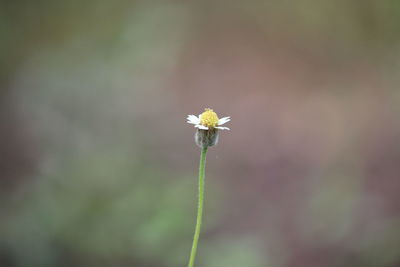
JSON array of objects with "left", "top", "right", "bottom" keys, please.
[{"left": 200, "top": 108, "right": 219, "bottom": 128}]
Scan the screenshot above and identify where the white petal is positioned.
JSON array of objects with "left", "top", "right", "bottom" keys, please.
[
  {"left": 187, "top": 114, "right": 196, "bottom": 120},
  {"left": 195, "top": 124, "right": 209, "bottom": 130},
  {"left": 215, "top": 126, "right": 230, "bottom": 130},
  {"left": 186, "top": 120, "right": 198, "bottom": 125},
  {"left": 218, "top": 117, "right": 231, "bottom": 125},
  {"left": 187, "top": 115, "right": 200, "bottom": 124}
]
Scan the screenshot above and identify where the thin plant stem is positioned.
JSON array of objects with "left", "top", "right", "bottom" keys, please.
[{"left": 188, "top": 146, "right": 208, "bottom": 267}]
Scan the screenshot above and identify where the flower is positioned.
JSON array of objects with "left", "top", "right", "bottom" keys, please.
[
  {"left": 187, "top": 108, "right": 231, "bottom": 148},
  {"left": 187, "top": 108, "right": 230, "bottom": 130}
]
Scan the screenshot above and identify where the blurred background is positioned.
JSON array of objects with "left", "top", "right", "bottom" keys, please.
[{"left": 1, "top": 1, "right": 400, "bottom": 267}]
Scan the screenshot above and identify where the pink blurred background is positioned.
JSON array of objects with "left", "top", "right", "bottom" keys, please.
[{"left": 1, "top": 1, "right": 400, "bottom": 267}]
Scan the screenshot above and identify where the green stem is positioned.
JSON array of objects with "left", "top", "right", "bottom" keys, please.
[{"left": 188, "top": 146, "right": 208, "bottom": 267}]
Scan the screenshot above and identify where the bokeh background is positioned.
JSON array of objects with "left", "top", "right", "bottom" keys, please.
[{"left": 1, "top": 1, "right": 400, "bottom": 267}]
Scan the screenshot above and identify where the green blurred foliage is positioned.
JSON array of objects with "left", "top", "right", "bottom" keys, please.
[{"left": 1, "top": 151, "right": 192, "bottom": 266}]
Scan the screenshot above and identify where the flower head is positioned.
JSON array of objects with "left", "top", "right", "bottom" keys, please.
[
  {"left": 187, "top": 108, "right": 230, "bottom": 130},
  {"left": 187, "top": 108, "right": 230, "bottom": 148}
]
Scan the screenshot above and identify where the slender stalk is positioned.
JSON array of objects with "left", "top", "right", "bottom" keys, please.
[{"left": 188, "top": 146, "right": 208, "bottom": 267}]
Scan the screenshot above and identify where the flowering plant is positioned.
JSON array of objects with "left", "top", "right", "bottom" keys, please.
[{"left": 186, "top": 108, "right": 230, "bottom": 267}]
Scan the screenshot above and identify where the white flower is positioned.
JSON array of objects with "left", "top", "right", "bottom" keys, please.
[{"left": 187, "top": 108, "right": 230, "bottom": 130}]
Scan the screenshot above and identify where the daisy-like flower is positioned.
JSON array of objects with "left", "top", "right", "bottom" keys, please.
[
  {"left": 187, "top": 108, "right": 230, "bottom": 148},
  {"left": 186, "top": 109, "right": 230, "bottom": 267},
  {"left": 187, "top": 108, "right": 230, "bottom": 130}
]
